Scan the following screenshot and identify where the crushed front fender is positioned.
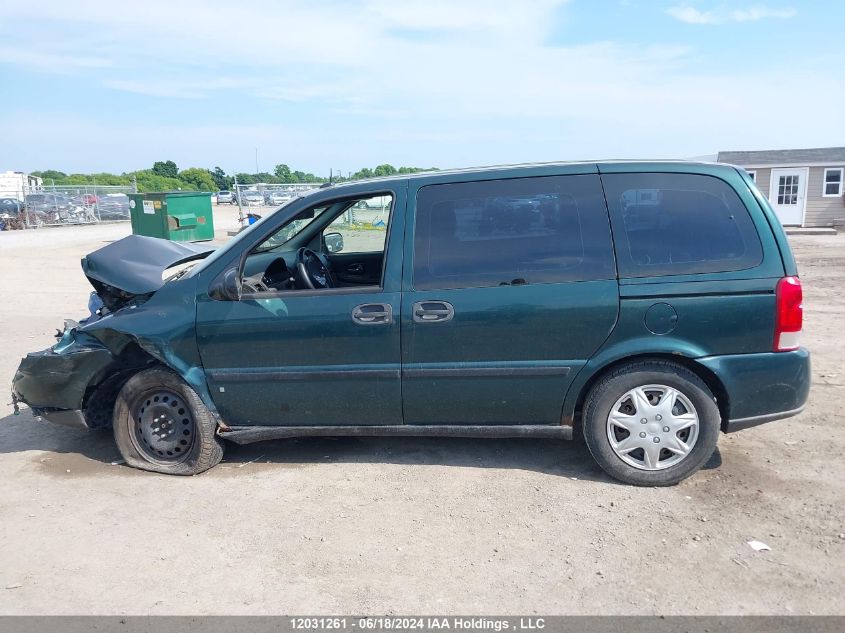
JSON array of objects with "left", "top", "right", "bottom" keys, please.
[{"left": 12, "top": 329, "right": 115, "bottom": 411}]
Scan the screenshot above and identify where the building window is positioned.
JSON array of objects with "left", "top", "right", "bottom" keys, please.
[
  {"left": 777, "top": 174, "right": 799, "bottom": 205},
  {"left": 823, "top": 168, "right": 843, "bottom": 197},
  {"left": 746, "top": 170, "right": 756, "bottom": 183}
]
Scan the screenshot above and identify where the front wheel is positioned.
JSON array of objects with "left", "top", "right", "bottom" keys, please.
[
  {"left": 582, "top": 361, "right": 720, "bottom": 486},
  {"left": 113, "top": 368, "right": 224, "bottom": 475}
]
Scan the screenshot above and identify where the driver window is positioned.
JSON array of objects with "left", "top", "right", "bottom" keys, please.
[
  {"left": 239, "top": 194, "right": 394, "bottom": 295},
  {"left": 323, "top": 195, "right": 392, "bottom": 255}
]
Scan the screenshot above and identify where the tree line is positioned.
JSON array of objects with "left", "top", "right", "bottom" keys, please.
[{"left": 32, "top": 161, "right": 438, "bottom": 193}]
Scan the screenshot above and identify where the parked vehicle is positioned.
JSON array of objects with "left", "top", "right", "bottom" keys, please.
[
  {"left": 0, "top": 197, "right": 23, "bottom": 215},
  {"left": 216, "top": 191, "right": 235, "bottom": 204},
  {"left": 71, "top": 194, "right": 98, "bottom": 207},
  {"left": 12, "top": 161, "right": 810, "bottom": 485},
  {"left": 362, "top": 195, "right": 391, "bottom": 209},
  {"left": 96, "top": 193, "right": 130, "bottom": 220},
  {"left": 241, "top": 189, "right": 264, "bottom": 206},
  {"left": 24, "top": 193, "right": 73, "bottom": 215},
  {"left": 268, "top": 191, "right": 293, "bottom": 206},
  {"left": 0, "top": 197, "right": 24, "bottom": 230},
  {"left": 0, "top": 197, "right": 47, "bottom": 228},
  {"left": 22, "top": 193, "right": 96, "bottom": 224}
]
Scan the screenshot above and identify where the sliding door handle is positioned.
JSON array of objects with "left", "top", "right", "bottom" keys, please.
[{"left": 413, "top": 301, "right": 455, "bottom": 323}]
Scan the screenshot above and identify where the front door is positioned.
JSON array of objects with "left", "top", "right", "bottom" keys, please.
[
  {"left": 195, "top": 189, "right": 406, "bottom": 427},
  {"left": 401, "top": 171, "right": 619, "bottom": 425},
  {"left": 769, "top": 168, "right": 808, "bottom": 226}
]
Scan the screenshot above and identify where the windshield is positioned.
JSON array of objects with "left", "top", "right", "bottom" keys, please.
[
  {"left": 254, "top": 206, "right": 328, "bottom": 252},
  {"left": 187, "top": 194, "right": 313, "bottom": 276}
]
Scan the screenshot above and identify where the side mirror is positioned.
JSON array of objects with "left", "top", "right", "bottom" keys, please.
[
  {"left": 209, "top": 267, "right": 242, "bottom": 301},
  {"left": 324, "top": 232, "right": 344, "bottom": 253}
]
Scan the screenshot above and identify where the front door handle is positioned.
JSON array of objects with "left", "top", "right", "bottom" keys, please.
[
  {"left": 413, "top": 301, "right": 455, "bottom": 323},
  {"left": 347, "top": 263, "right": 364, "bottom": 274},
  {"left": 352, "top": 303, "right": 393, "bottom": 325}
]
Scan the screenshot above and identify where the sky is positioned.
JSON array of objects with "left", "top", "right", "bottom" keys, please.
[{"left": 1, "top": 0, "right": 843, "bottom": 176}]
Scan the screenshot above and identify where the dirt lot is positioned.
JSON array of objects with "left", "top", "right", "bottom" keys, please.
[{"left": 0, "top": 220, "right": 843, "bottom": 615}]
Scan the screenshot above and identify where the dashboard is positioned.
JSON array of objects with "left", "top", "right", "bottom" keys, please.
[{"left": 242, "top": 256, "right": 298, "bottom": 293}]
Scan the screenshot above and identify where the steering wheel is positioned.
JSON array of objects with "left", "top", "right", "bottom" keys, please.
[{"left": 296, "top": 247, "right": 334, "bottom": 289}]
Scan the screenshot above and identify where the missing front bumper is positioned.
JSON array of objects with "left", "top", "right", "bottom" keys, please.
[
  {"left": 31, "top": 408, "right": 90, "bottom": 430},
  {"left": 12, "top": 332, "right": 114, "bottom": 412}
]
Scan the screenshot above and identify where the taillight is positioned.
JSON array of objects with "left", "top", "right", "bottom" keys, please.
[{"left": 774, "top": 276, "right": 803, "bottom": 351}]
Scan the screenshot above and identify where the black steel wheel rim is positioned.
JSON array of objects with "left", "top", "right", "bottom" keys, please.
[{"left": 130, "top": 389, "right": 195, "bottom": 464}]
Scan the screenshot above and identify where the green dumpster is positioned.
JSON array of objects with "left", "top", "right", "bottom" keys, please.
[{"left": 128, "top": 191, "right": 214, "bottom": 242}]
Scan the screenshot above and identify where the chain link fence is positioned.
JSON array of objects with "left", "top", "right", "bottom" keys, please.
[
  {"left": 229, "top": 183, "right": 320, "bottom": 209},
  {"left": 225, "top": 183, "right": 322, "bottom": 228},
  {"left": 2, "top": 179, "right": 388, "bottom": 232},
  {"left": 226, "top": 183, "right": 390, "bottom": 223},
  {"left": 0, "top": 183, "right": 136, "bottom": 230}
]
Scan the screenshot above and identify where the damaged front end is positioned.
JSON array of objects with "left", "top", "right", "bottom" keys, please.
[
  {"left": 13, "top": 328, "right": 115, "bottom": 428},
  {"left": 11, "top": 235, "right": 217, "bottom": 430},
  {"left": 81, "top": 233, "right": 215, "bottom": 312}
]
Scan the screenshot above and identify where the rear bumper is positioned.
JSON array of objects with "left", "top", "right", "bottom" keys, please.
[
  {"left": 698, "top": 348, "right": 811, "bottom": 432},
  {"left": 726, "top": 405, "right": 806, "bottom": 432}
]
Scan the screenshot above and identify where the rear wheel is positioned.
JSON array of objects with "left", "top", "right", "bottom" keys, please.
[
  {"left": 113, "top": 368, "right": 224, "bottom": 475},
  {"left": 582, "top": 361, "right": 720, "bottom": 486}
]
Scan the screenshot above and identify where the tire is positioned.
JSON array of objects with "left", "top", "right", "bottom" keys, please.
[
  {"left": 582, "top": 361, "right": 720, "bottom": 486},
  {"left": 113, "top": 367, "right": 224, "bottom": 475}
]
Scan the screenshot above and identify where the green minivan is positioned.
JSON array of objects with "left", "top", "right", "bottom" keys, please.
[{"left": 12, "top": 161, "right": 810, "bottom": 485}]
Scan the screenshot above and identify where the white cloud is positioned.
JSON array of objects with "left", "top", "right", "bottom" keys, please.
[
  {"left": 102, "top": 78, "right": 247, "bottom": 99},
  {"left": 667, "top": 4, "right": 797, "bottom": 25},
  {"left": 0, "top": 47, "right": 112, "bottom": 73},
  {"left": 0, "top": 1, "right": 840, "bottom": 173}
]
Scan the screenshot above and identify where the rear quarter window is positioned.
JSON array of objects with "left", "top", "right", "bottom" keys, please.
[
  {"left": 602, "top": 173, "right": 763, "bottom": 278},
  {"left": 413, "top": 174, "right": 615, "bottom": 290}
]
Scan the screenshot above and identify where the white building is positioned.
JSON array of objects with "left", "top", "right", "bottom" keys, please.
[
  {"left": 0, "top": 171, "right": 43, "bottom": 201},
  {"left": 717, "top": 148, "right": 845, "bottom": 227}
]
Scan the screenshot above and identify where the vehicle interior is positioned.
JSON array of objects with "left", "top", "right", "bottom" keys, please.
[{"left": 239, "top": 193, "right": 393, "bottom": 294}]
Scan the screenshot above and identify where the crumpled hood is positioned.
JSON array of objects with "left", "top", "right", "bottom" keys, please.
[{"left": 81, "top": 234, "right": 215, "bottom": 309}]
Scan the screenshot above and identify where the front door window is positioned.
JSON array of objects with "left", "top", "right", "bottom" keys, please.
[
  {"left": 239, "top": 194, "right": 394, "bottom": 293},
  {"left": 323, "top": 196, "right": 392, "bottom": 254}
]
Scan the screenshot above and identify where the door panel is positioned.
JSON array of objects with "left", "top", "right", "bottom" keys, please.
[
  {"left": 328, "top": 251, "right": 384, "bottom": 285},
  {"left": 401, "top": 171, "right": 619, "bottom": 426},
  {"left": 195, "top": 186, "right": 407, "bottom": 427},
  {"left": 769, "top": 168, "right": 807, "bottom": 226},
  {"left": 402, "top": 282, "right": 619, "bottom": 424},
  {"left": 196, "top": 290, "right": 401, "bottom": 426}
]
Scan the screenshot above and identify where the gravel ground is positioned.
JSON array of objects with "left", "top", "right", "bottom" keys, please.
[{"left": 0, "top": 223, "right": 842, "bottom": 615}]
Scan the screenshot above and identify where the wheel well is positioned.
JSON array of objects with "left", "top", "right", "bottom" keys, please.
[
  {"left": 572, "top": 354, "right": 730, "bottom": 436},
  {"left": 81, "top": 343, "right": 162, "bottom": 429}
]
